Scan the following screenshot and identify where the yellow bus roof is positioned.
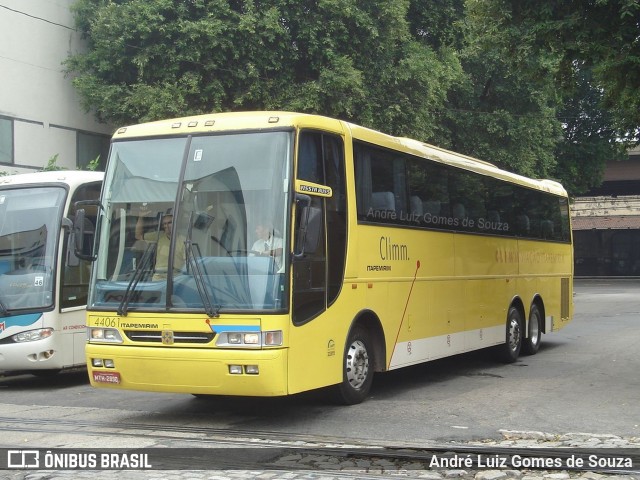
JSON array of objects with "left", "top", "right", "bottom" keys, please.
[{"left": 112, "top": 111, "right": 567, "bottom": 197}]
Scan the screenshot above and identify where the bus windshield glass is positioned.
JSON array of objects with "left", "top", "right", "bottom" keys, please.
[
  {"left": 0, "top": 186, "right": 66, "bottom": 312},
  {"left": 91, "top": 131, "right": 292, "bottom": 314}
]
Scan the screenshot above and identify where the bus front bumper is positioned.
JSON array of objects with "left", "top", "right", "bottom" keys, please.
[
  {"left": 0, "top": 333, "right": 67, "bottom": 372},
  {"left": 86, "top": 344, "right": 289, "bottom": 396}
]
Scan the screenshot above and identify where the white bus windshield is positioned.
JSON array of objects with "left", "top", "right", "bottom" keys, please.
[
  {"left": 0, "top": 187, "right": 66, "bottom": 312},
  {"left": 92, "top": 131, "right": 292, "bottom": 314}
]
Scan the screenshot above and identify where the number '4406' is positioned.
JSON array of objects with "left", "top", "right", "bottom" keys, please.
[{"left": 93, "top": 317, "right": 117, "bottom": 328}]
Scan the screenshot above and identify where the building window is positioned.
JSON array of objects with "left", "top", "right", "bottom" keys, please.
[
  {"left": 0, "top": 117, "right": 14, "bottom": 164},
  {"left": 77, "top": 131, "right": 110, "bottom": 170}
]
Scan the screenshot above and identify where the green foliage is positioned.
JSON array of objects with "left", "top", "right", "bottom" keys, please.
[
  {"left": 66, "top": 0, "right": 465, "bottom": 140},
  {"left": 554, "top": 66, "right": 628, "bottom": 193},
  {"left": 42, "top": 154, "right": 64, "bottom": 171},
  {"left": 450, "top": 0, "right": 637, "bottom": 194},
  {"left": 85, "top": 155, "right": 101, "bottom": 171},
  {"left": 489, "top": 0, "right": 640, "bottom": 141},
  {"left": 438, "top": 0, "right": 563, "bottom": 180}
]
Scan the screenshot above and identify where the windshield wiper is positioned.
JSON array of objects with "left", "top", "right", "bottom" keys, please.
[
  {"left": 117, "top": 242, "right": 156, "bottom": 316},
  {"left": 184, "top": 211, "right": 220, "bottom": 318},
  {"left": 184, "top": 238, "right": 220, "bottom": 318}
]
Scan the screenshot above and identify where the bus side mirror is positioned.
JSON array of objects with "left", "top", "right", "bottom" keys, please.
[
  {"left": 293, "top": 193, "right": 321, "bottom": 260},
  {"left": 71, "top": 199, "right": 101, "bottom": 261},
  {"left": 73, "top": 208, "right": 97, "bottom": 261},
  {"left": 62, "top": 217, "right": 80, "bottom": 267}
]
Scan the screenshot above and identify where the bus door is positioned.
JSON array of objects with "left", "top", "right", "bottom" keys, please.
[
  {"left": 289, "top": 130, "right": 347, "bottom": 393},
  {"left": 61, "top": 181, "right": 102, "bottom": 365}
]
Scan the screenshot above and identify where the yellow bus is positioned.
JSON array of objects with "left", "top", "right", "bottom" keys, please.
[{"left": 76, "top": 112, "right": 573, "bottom": 404}]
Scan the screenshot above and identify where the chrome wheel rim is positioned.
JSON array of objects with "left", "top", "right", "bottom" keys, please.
[
  {"left": 345, "top": 339, "right": 369, "bottom": 390},
  {"left": 529, "top": 313, "right": 540, "bottom": 346},
  {"left": 508, "top": 317, "right": 521, "bottom": 352}
]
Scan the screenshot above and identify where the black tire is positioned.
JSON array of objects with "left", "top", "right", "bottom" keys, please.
[
  {"left": 522, "top": 304, "right": 542, "bottom": 355},
  {"left": 497, "top": 306, "right": 523, "bottom": 363},
  {"left": 334, "top": 326, "right": 374, "bottom": 405}
]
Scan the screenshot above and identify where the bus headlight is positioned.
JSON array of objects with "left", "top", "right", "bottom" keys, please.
[
  {"left": 227, "top": 333, "right": 242, "bottom": 344},
  {"left": 88, "top": 328, "right": 123, "bottom": 344},
  {"left": 216, "top": 330, "right": 283, "bottom": 348},
  {"left": 12, "top": 328, "right": 54, "bottom": 343}
]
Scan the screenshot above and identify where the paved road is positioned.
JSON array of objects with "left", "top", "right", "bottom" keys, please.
[{"left": 2, "top": 278, "right": 639, "bottom": 442}]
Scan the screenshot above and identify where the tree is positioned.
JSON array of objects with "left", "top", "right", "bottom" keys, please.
[
  {"left": 438, "top": 0, "right": 564, "bottom": 179},
  {"left": 457, "top": 0, "right": 635, "bottom": 194},
  {"left": 66, "top": 0, "right": 464, "bottom": 143},
  {"left": 554, "top": 65, "right": 628, "bottom": 193},
  {"left": 514, "top": 0, "right": 640, "bottom": 143}
]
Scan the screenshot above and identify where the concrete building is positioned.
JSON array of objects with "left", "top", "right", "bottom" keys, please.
[
  {"left": 572, "top": 146, "right": 640, "bottom": 276},
  {"left": 0, "top": 0, "right": 113, "bottom": 174}
]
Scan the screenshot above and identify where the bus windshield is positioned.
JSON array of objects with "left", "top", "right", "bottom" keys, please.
[
  {"left": 92, "top": 131, "right": 292, "bottom": 314},
  {"left": 0, "top": 186, "right": 66, "bottom": 313}
]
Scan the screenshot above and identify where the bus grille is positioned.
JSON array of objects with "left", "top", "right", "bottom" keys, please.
[{"left": 124, "top": 330, "right": 215, "bottom": 344}]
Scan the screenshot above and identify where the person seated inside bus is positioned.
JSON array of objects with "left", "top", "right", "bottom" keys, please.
[
  {"left": 134, "top": 206, "right": 185, "bottom": 280},
  {"left": 251, "top": 223, "right": 283, "bottom": 270}
]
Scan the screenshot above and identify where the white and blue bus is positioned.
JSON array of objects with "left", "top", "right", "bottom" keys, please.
[{"left": 0, "top": 170, "right": 103, "bottom": 376}]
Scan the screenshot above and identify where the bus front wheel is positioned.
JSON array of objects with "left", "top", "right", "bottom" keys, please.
[
  {"left": 498, "top": 307, "right": 523, "bottom": 363},
  {"left": 522, "top": 304, "right": 542, "bottom": 355},
  {"left": 335, "top": 326, "right": 374, "bottom": 405}
]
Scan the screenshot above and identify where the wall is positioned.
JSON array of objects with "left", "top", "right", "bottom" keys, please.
[{"left": 0, "top": 0, "right": 113, "bottom": 173}]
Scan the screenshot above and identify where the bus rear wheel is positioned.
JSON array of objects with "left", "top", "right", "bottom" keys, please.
[
  {"left": 498, "top": 307, "right": 522, "bottom": 363},
  {"left": 335, "top": 326, "right": 374, "bottom": 405},
  {"left": 522, "top": 304, "right": 542, "bottom": 355}
]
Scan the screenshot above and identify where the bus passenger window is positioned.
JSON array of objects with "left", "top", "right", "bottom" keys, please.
[{"left": 371, "top": 191, "right": 396, "bottom": 212}]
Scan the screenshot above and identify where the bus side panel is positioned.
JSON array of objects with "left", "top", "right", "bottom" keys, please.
[
  {"left": 357, "top": 228, "right": 462, "bottom": 370},
  {"left": 287, "top": 288, "right": 361, "bottom": 395},
  {"left": 454, "top": 234, "right": 519, "bottom": 352},
  {"left": 517, "top": 239, "right": 574, "bottom": 331},
  {"left": 60, "top": 308, "right": 88, "bottom": 367}
]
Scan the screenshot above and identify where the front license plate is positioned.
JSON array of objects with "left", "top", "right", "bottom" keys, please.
[{"left": 93, "top": 371, "right": 121, "bottom": 384}]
